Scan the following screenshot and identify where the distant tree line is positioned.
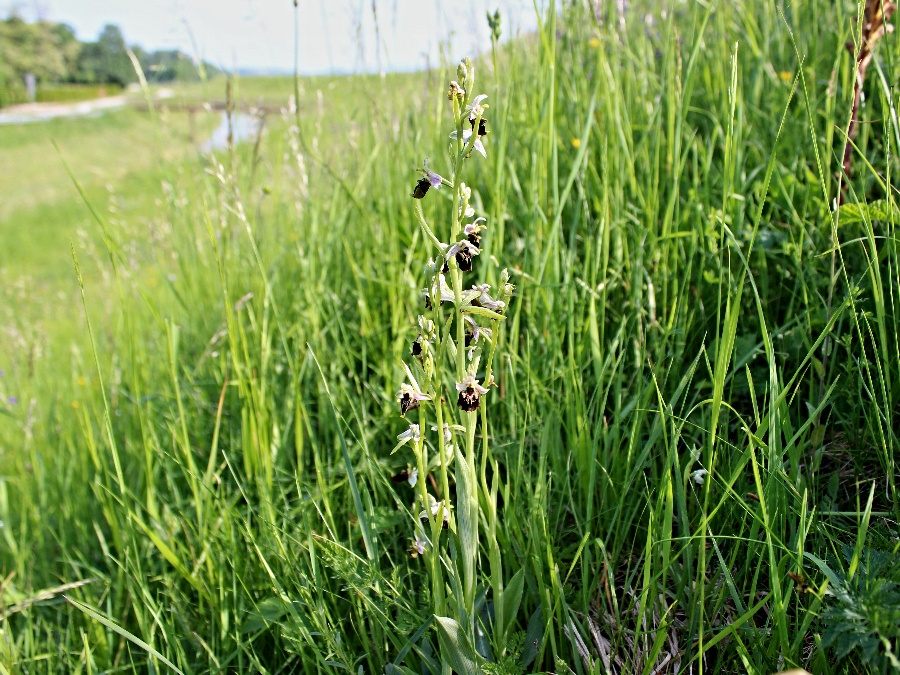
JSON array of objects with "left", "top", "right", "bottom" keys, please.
[{"left": 0, "top": 16, "right": 219, "bottom": 105}]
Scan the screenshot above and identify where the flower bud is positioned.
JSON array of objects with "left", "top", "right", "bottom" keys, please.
[
  {"left": 448, "top": 80, "right": 465, "bottom": 101},
  {"left": 457, "top": 60, "right": 468, "bottom": 83}
]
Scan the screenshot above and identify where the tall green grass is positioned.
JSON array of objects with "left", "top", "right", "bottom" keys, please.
[{"left": 1, "top": 1, "right": 898, "bottom": 672}]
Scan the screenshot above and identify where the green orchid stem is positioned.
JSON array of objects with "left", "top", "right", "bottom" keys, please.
[
  {"left": 413, "top": 200, "right": 445, "bottom": 252},
  {"left": 479, "top": 399, "right": 505, "bottom": 655},
  {"left": 413, "top": 407, "right": 443, "bottom": 610},
  {"left": 434, "top": 397, "right": 451, "bottom": 516},
  {"left": 480, "top": 320, "right": 506, "bottom": 654},
  {"left": 463, "top": 409, "right": 478, "bottom": 631}
]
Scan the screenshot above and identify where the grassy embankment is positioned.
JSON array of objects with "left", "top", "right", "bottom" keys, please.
[
  {"left": 0, "top": 84, "right": 124, "bottom": 108},
  {"left": 0, "top": 106, "right": 216, "bottom": 364},
  {"left": 1, "top": 2, "right": 898, "bottom": 672}
]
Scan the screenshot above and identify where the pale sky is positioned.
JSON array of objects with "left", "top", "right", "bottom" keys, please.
[{"left": 5, "top": 0, "right": 541, "bottom": 74}]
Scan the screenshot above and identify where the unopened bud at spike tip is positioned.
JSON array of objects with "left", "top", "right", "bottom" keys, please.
[{"left": 457, "top": 60, "right": 468, "bottom": 84}]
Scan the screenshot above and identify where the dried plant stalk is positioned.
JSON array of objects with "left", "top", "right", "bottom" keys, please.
[{"left": 840, "top": 0, "right": 896, "bottom": 204}]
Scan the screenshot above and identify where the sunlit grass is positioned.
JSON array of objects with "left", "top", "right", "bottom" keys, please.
[{"left": 0, "top": 1, "right": 898, "bottom": 672}]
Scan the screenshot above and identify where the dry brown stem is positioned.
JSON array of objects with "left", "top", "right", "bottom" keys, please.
[{"left": 840, "top": 0, "right": 896, "bottom": 204}]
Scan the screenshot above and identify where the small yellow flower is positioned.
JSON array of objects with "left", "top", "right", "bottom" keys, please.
[
  {"left": 71, "top": 400, "right": 80, "bottom": 410},
  {"left": 588, "top": 36, "right": 601, "bottom": 49},
  {"left": 778, "top": 70, "right": 792, "bottom": 83},
  {"left": 571, "top": 138, "right": 581, "bottom": 149}
]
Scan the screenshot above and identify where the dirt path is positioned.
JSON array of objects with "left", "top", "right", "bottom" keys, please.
[{"left": 0, "top": 88, "right": 174, "bottom": 125}]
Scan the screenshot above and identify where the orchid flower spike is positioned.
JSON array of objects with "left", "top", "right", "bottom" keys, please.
[
  {"left": 430, "top": 422, "right": 458, "bottom": 444},
  {"left": 411, "top": 314, "right": 436, "bottom": 358},
  {"left": 456, "top": 374, "right": 489, "bottom": 412},
  {"left": 499, "top": 268, "right": 515, "bottom": 301},
  {"left": 464, "top": 217, "right": 487, "bottom": 247},
  {"left": 466, "top": 95, "right": 489, "bottom": 138},
  {"left": 458, "top": 182, "right": 475, "bottom": 218},
  {"left": 450, "top": 128, "right": 487, "bottom": 159},
  {"left": 448, "top": 80, "right": 465, "bottom": 101},
  {"left": 419, "top": 494, "right": 452, "bottom": 525},
  {"left": 471, "top": 283, "right": 505, "bottom": 312},
  {"left": 464, "top": 314, "right": 492, "bottom": 347},
  {"left": 411, "top": 166, "right": 444, "bottom": 199},
  {"left": 466, "top": 94, "right": 488, "bottom": 121},
  {"left": 397, "top": 383, "right": 431, "bottom": 415},
  {"left": 409, "top": 533, "right": 428, "bottom": 558},
  {"left": 446, "top": 239, "right": 480, "bottom": 272},
  {"left": 423, "top": 274, "right": 456, "bottom": 309},
  {"left": 426, "top": 274, "right": 456, "bottom": 306},
  {"left": 396, "top": 423, "right": 421, "bottom": 445}
]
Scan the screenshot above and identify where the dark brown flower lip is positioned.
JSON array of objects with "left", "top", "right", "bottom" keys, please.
[
  {"left": 457, "top": 387, "right": 480, "bottom": 411},
  {"left": 411, "top": 177, "right": 431, "bottom": 199},
  {"left": 446, "top": 240, "right": 479, "bottom": 273},
  {"left": 470, "top": 116, "right": 488, "bottom": 137},
  {"left": 456, "top": 248, "right": 475, "bottom": 272},
  {"left": 399, "top": 393, "right": 419, "bottom": 415},
  {"left": 391, "top": 469, "right": 411, "bottom": 484},
  {"left": 398, "top": 384, "right": 431, "bottom": 416}
]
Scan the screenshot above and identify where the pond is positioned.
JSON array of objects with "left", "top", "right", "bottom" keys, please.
[{"left": 200, "top": 111, "right": 264, "bottom": 153}]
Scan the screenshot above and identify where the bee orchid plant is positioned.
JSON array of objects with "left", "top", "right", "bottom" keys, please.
[{"left": 393, "top": 57, "right": 516, "bottom": 664}]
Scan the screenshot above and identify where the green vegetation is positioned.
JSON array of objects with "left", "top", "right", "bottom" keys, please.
[
  {"left": 33, "top": 83, "right": 122, "bottom": 104},
  {"left": 0, "top": 16, "right": 218, "bottom": 107},
  {"left": 0, "top": 17, "right": 79, "bottom": 105},
  {"left": 0, "top": 106, "right": 218, "bottom": 348},
  {"left": 1, "top": 1, "right": 898, "bottom": 672}
]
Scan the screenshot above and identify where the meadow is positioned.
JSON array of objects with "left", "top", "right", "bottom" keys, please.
[{"left": 0, "top": 1, "right": 898, "bottom": 673}]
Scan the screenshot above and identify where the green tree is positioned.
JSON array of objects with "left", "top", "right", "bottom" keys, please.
[
  {"left": 51, "top": 23, "right": 82, "bottom": 80},
  {"left": 0, "top": 16, "right": 75, "bottom": 103},
  {"left": 75, "top": 23, "right": 134, "bottom": 86}
]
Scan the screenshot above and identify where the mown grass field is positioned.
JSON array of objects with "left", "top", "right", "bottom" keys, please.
[{"left": 1, "top": 2, "right": 899, "bottom": 673}]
